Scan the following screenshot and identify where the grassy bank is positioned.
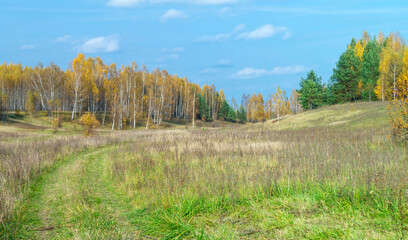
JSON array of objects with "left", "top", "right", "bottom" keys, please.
[
  {"left": 104, "top": 115, "right": 407, "bottom": 238},
  {"left": 1, "top": 102, "right": 407, "bottom": 239}
]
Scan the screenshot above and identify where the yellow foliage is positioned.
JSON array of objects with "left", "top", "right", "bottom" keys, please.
[
  {"left": 361, "top": 31, "right": 370, "bottom": 45},
  {"left": 255, "top": 93, "right": 265, "bottom": 121},
  {"left": 79, "top": 113, "right": 100, "bottom": 137},
  {"left": 378, "top": 36, "right": 404, "bottom": 101},
  {"left": 377, "top": 31, "right": 385, "bottom": 45},
  {"left": 356, "top": 80, "right": 363, "bottom": 97},
  {"left": 387, "top": 99, "right": 408, "bottom": 141},
  {"left": 354, "top": 41, "right": 365, "bottom": 61},
  {"left": 374, "top": 78, "right": 383, "bottom": 101},
  {"left": 396, "top": 49, "right": 408, "bottom": 100},
  {"left": 52, "top": 117, "right": 63, "bottom": 129}
]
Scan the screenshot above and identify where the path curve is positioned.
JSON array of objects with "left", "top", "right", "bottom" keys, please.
[{"left": 8, "top": 146, "right": 140, "bottom": 239}]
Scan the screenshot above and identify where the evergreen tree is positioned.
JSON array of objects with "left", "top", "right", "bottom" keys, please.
[
  {"left": 218, "top": 99, "right": 237, "bottom": 122},
  {"left": 330, "top": 39, "right": 361, "bottom": 103},
  {"left": 237, "top": 105, "right": 247, "bottom": 123},
  {"left": 298, "top": 70, "right": 325, "bottom": 110},
  {"left": 360, "top": 40, "right": 381, "bottom": 101},
  {"left": 227, "top": 107, "right": 237, "bottom": 122},
  {"left": 218, "top": 99, "right": 230, "bottom": 120},
  {"left": 197, "top": 94, "right": 210, "bottom": 121}
]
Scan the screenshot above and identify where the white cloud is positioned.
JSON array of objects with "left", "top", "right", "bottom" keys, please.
[
  {"left": 232, "top": 24, "right": 245, "bottom": 33},
  {"left": 55, "top": 35, "right": 72, "bottom": 43},
  {"left": 232, "top": 65, "right": 307, "bottom": 79},
  {"left": 195, "top": 33, "right": 231, "bottom": 43},
  {"left": 107, "top": 0, "right": 235, "bottom": 7},
  {"left": 162, "top": 47, "right": 184, "bottom": 53},
  {"left": 238, "top": 24, "right": 291, "bottom": 40},
  {"left": 269, "top": 65, "right": 307, "bottom": 75},
  {"left": 233, "top": 68, "right": 268, "bottom": 79},
  {"left": 196, "top": 24, "right": 290, "bottom": 43},
  {"left": 217, "top": 7, "right": 232, "bottom": 16},
  {"left": 283, "top": 31, "right": 292, "bottom": 40},
  {"left": 79, "top": 35, "right": 119, "bottom": 53},
  {"left": 20, "top": 45, "right": 35, "bottom": 50},
  {"left": 161, "top": 9, "right": 188, "bottom": 21},
  {"left": 156, "top": 54, "right": 179, "bottom": 62}
]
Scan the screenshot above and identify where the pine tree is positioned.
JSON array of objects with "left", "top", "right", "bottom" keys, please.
[
  {"left": 298, "top": 70, "right": 324, "bottom": 110},
  {"left": 237, "top": 105, "right": 247, "bottom": 123},
  {"left": 227, "top": 107, "right": 237, "bottom": 122},
  {"left": 197, "top": 94, "right": 210, "bottom": 121},
  {"left": 330, "top": 39, "right": 361, "bottom": 103},
  {"left": 360, "top": 40, "right": 380, "bottom": 101},
  {"left": 218, "top": 99, "right": 230, "bottom": 120}
]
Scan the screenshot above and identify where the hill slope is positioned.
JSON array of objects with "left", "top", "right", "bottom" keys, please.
[
  {"left": 2, "top": 101, "right": 407, "bottom": 239},
  {"left": 266, "top": 101, "right": 388, "bottom": 130}
]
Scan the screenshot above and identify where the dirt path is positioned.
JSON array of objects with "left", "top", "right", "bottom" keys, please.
[{"left": 7, "top": 146, "right": 140, "bottom": 239}]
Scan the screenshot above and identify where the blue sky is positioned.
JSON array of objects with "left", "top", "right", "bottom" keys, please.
[{"left": 1, "top": 0, "right": 408, "bottom": 102}]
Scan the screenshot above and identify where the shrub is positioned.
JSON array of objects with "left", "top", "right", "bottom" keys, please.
[
  {"left": 79, "top": 113, "right": 100, "bottom": 137},
  {"left": 386, "top": 100, "right": 408, "bottom": 141},
  {"left": 52, "top": 117, "right": 63, "bottom": 130}
]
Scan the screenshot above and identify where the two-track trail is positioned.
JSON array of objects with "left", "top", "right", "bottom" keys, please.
[{"left": 7, "top": 146, "right": 141, "bottom": 239}]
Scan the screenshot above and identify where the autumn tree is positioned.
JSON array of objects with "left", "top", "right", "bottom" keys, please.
[
  {"left": 25, "top": 91, "right": 37, "bottom": 115},
  {"left": 29, "top": 62, "right": 64, "bottom": 121},
  {"left": 247, "top": 93, "right": 257, "bottom": 123},
  {"left": 396, "top": 48, "right": 408, "bottom": 100},
  {"left": 69, "top": 53, "right": 87, "bottom": 120},
  {"left": 376, "top": 33, "right": 404, "bottom": 101},
  {"left": 107, "top": 63, "right": 119, "bottom": 130},
  {"left": 272, "top": 86, "right": 286, "bottom": 121},
  {"left": 289, "top": 89, "right": 301, "bottom": 114},
  {"left": 0, "top": 92, "right": 7, "bottom": 118},
  {"left": 79, "top": 112, "right": 100, "bottom": 137}
]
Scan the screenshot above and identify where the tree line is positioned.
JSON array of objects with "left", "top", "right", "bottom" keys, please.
[
  {"left": 4, "top": 31, "right": 408, "bottom": 128},
  {"left": 0, "top": 53, "right": 303, "bottom": 127},
  {"left": 298, "top": 31, "right": 408, "bottom": 110},
  {"left": 0, "top": 53, "right": 232, "bottom": 129},
  {"left": 239, "top": 87, "right": 301, "bottom": 123}
]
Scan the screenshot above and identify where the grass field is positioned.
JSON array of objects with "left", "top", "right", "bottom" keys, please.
[{"left": 1, "top": 102, "right": 407, "bottom": 239}]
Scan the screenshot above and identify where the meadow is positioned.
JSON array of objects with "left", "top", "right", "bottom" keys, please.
[{"left": 1, "top": 102, "right": 407, "bottom": 239}]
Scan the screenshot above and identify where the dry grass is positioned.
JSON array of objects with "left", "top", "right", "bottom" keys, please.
[
  {"left": 264, "top": 101, "right": 388, "bottom": 130},
  {"left": 110, "top": 127, "right": 407, "bottom": 201},
  {"left": 1, "top": 102, "right": 406, "bottom": 238},
  {"left": 106, "top": 124, "right": 408, "bottom": 238}
]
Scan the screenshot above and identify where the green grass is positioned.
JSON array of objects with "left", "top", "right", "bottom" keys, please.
[
  {"left": 1, "top": 102, "right": 407, "bottom": 239},
  {"left": 1, "top": 145, "right": 141, "bottom": 239},
  {"left": 107, "top": 150, "right": 406, "bottom": 239},
  {"left": 265, "top": 101, "right": 388, "bottom": 130}
]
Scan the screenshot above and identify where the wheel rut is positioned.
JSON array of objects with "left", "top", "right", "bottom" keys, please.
[{"left": 13, "top": 146, "right": 140, "bottom": 239}]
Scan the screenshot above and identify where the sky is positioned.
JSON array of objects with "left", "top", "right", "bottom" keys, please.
[{"left": 1, "top": 0, "right": 408, "bottom": 102}]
